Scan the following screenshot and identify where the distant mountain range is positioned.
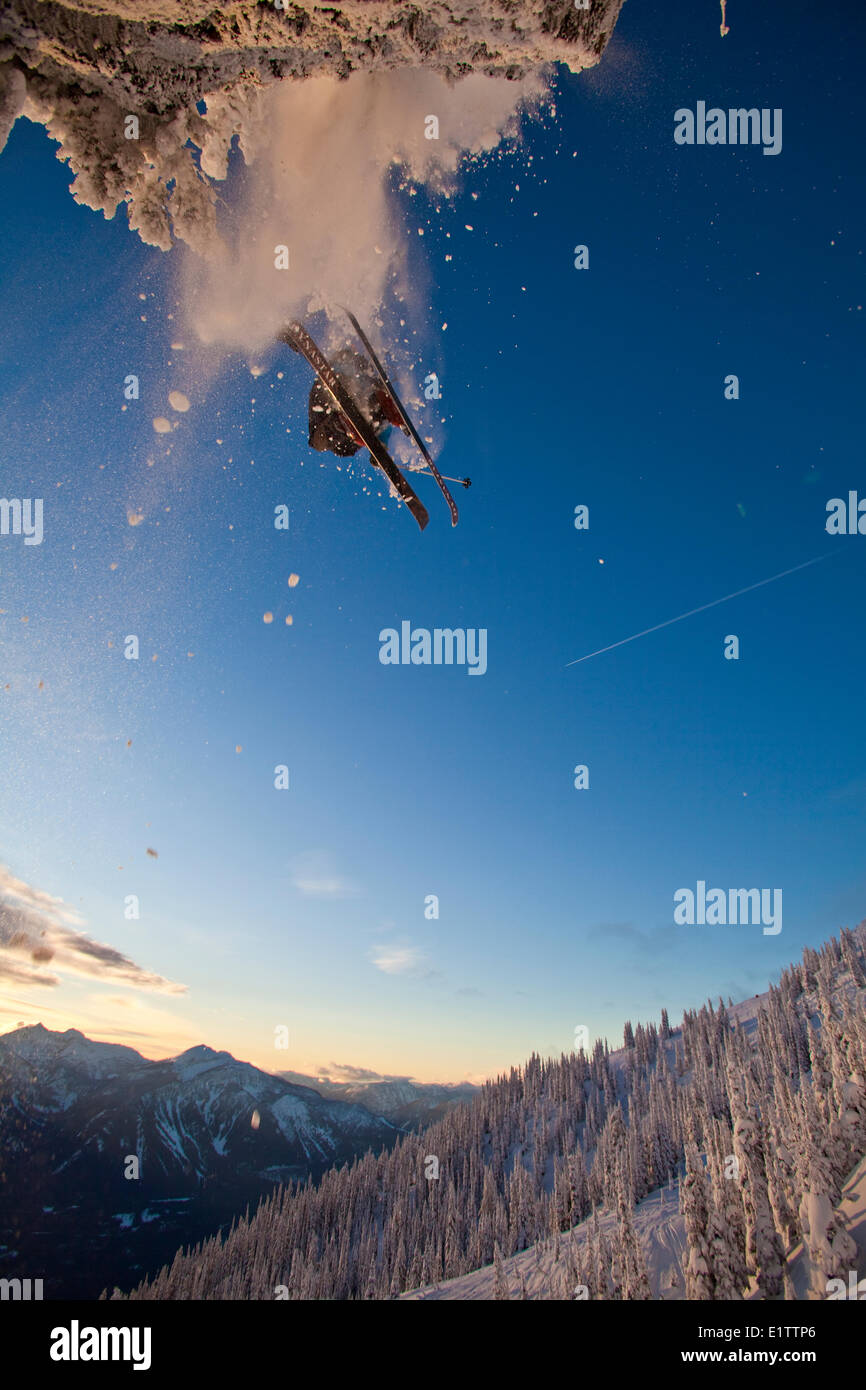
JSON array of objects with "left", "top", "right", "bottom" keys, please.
[
  {"left": 0, "top": 1025, "right": 419, "bottom": 1298},
  {"left": 277, "top": 1071, "right": 478, "bottom": 1129}
]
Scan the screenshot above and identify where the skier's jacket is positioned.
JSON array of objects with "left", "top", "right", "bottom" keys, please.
[{"left": 308, "top": 348, "right": 402, "bottom": 456}]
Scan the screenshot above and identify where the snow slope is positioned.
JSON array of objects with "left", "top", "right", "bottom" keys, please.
[
  {"left": 403, "top": 1158, "right": 866, "bottom": 1300},
  {"left": 403, "top": 957, "right": 866, "bottom": 1301},
  {"left": 785, "top": 1155, "right": 866, "bottom": 1300},
  {"left": 404, "top": 1181, "right": 689, "bottom": 1300}
]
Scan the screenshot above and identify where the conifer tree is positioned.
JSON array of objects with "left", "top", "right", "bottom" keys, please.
[
  {"left": 616, "top": 1154, "right": 652, "bottom": 1299},
  {"left": 493, "top": 1241, "right": 510, "bottom": 1300},
  {"left": 728, "top": 1079, "right": 786, "bottom": 1299},
  {"left": 795, "top": 1084, "right": 858, "bottom": 1298},
  {"left": 681, "top": 1143, "right": 714, "bottom": 1299}
]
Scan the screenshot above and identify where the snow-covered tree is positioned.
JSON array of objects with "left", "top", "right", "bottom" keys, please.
[
  {"left": 728, "top": 1079, "right": 786, "bottom": 1299},
  {"left": 796, "top": 1083, "right": 858, "bottom": 1298},
  {"left": 680, "top": 1143, "right": 714, "bottom": 1299},
  {"left": 616, "top": 1153, "right": 652, "bottom": 1299},
  {"left": 493, "top": 1241, "right": 510, "bottom": 1300}
]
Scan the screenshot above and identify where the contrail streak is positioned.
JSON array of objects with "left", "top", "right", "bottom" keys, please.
[{"left": 565, "top": 553, "right": 834, "bottom": 669}]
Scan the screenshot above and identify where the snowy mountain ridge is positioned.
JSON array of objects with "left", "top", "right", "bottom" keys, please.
[
  {"left": 0, "top": 1024, "right": 397, "bottom": 1178},
  {"left": 277, "top": 1070, "right": 478, "bottom": 1128},
  {"left": 0, "top": 1023, "right": 400, "bottom": 1296}
]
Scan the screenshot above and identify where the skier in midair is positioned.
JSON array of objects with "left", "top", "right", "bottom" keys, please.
[
  {"left": 306, "top": 347, "right": 405, "bottom": 457},
  {"left": 278, "top": 314, "right": 464, "bottom": 530}
]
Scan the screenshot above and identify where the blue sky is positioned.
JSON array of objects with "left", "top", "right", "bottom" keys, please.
[{"left": 0, "top": 0, "right": 863, "bottom": 1081}]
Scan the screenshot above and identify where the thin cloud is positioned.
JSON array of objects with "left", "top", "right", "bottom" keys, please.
[
  {"left": 295, "top": 877, "right": 354, "bottom": 897},
  {"left": 370, "top": 942, "right": 428, "bottom": 976},
  {"left": 0, "top": 865, "right": 83, "bottom": 927},
  {"left": 0, "top": 865, "right": 186, "bottom": 995},
  {"left": 0, "top": 954, "right": 59, "bottom": 988},
  {"left": 290, "top": 851, "right": 358, "bottom": 898},
  {"left": 324, "top": 1063, "right": 412, "bottom": 1083}
]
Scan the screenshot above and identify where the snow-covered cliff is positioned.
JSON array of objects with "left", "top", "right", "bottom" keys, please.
[
  {"left": 0, "top": 1, "right": 624, "bottom": 263},
  {"left": 2, "top": 1, "right": 624, "bottom": 111}
]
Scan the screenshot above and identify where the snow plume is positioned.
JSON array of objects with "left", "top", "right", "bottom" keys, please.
[{"left": 184, "top": 69, "right": 549, "bottom": 354}]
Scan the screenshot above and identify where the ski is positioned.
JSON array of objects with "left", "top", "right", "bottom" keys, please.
[
  {"left": 342, "top": 308, "right": 459, "bottom": 528},
  {"left": 277, "top": 321, "right": 429, "bottom": 532}
]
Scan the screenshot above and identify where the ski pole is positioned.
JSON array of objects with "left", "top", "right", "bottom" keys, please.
[{"left": 404, "top": 467, "right": 471, "bottom": 488}]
